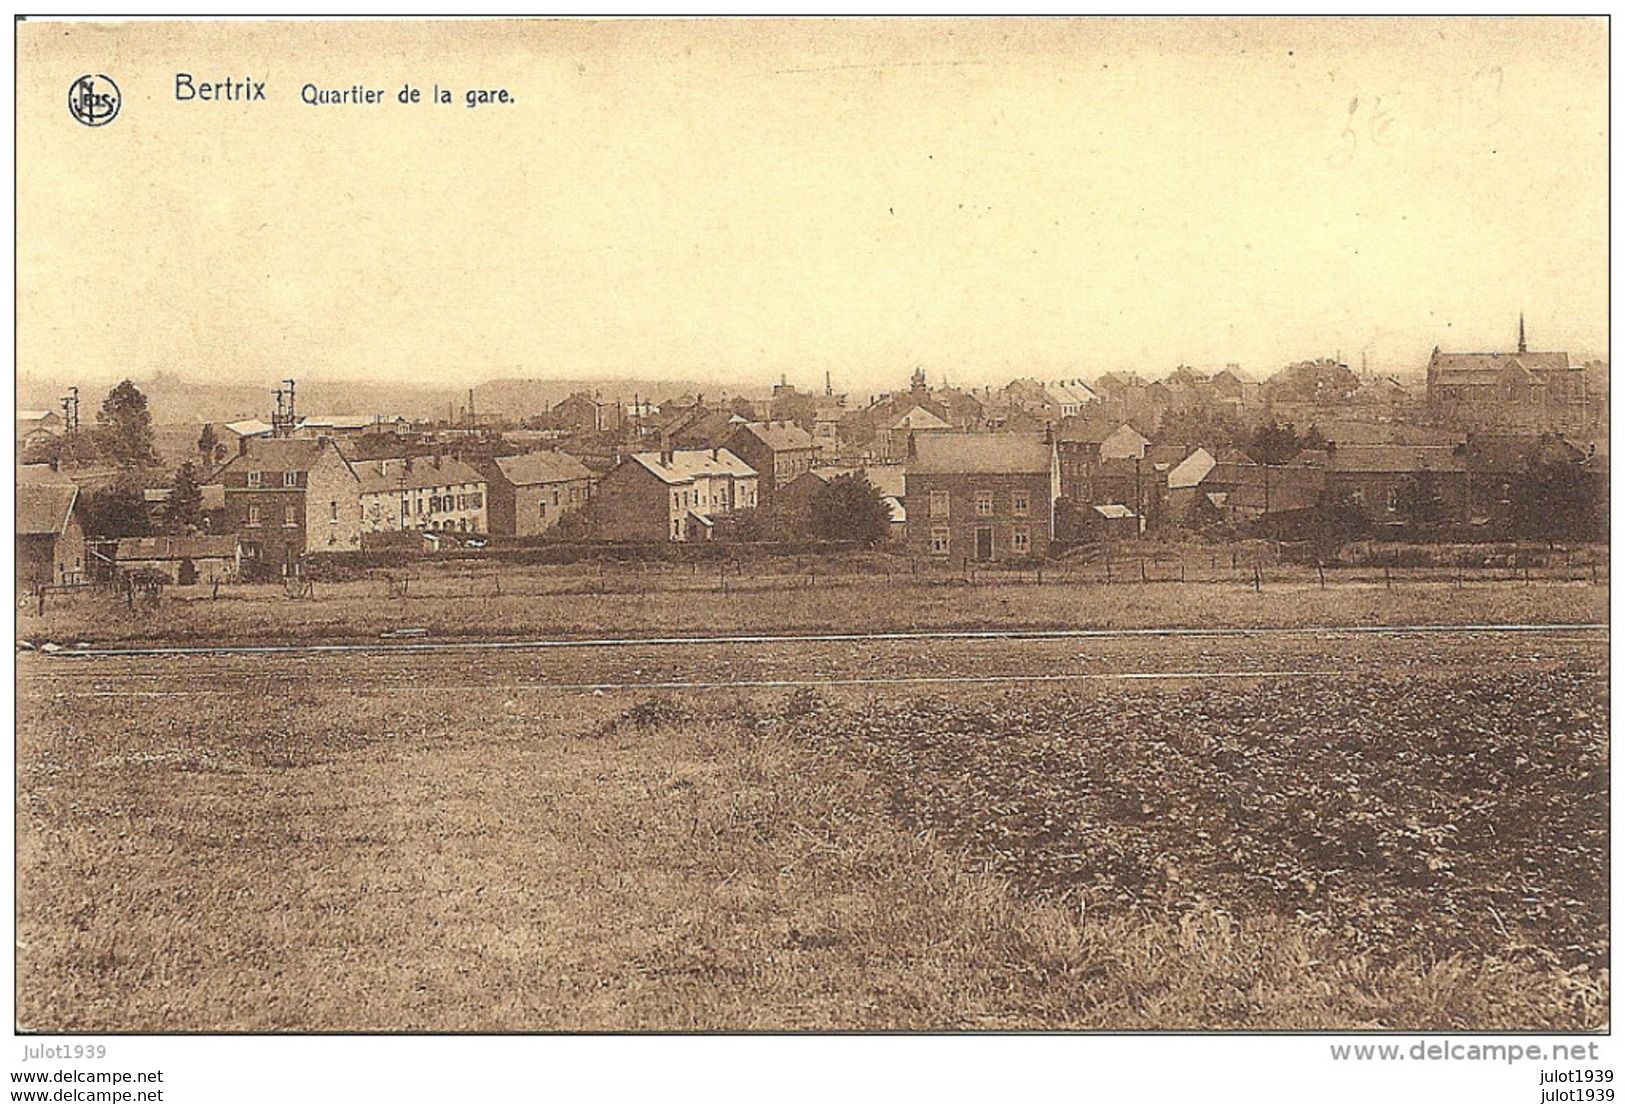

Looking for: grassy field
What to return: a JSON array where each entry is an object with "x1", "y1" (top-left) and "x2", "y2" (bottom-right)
[
  {"x1": 21, "y1": 566, "x2": 1609, "y2": 647},
  {"x1": 15, "y1": 625, "x2": 1608, "y2": 1031}
]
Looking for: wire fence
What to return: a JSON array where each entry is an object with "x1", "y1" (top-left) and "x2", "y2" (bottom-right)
[{"x1": 23, "y1": 543, "x2": 1609, "y2": 616}]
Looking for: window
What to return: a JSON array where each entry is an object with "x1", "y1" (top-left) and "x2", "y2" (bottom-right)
[
  {"x1": 929, "y1": 526, "x2": 951, "y2": 555},
  {"x1": 329, "y1": 501, "x2": 338, "y2": 522},
  {"x1": 539, "y1": 500, "x2": 547, "y2": 518},
  {"x1": 1012, "y1": 526, "x2": 1031, "y2": 554},
  {"x1": 247, "y1": 505, "x2": 261, "y2": 527},
  {"x1": 430, "y1": 495, "x2": 440, "y2": 513},
  {"x1": 470, "y1": 492, "x2": 481, "y2": 509},
  {"x1": 1012, "y1": 492, "x2": 1030, "y2": 518},
  {"x1": 247, "y1": 471, "x2": 263, "y2": 488},
  {"x1": 283, "y1": 505, "x2": 297, "y2": 528},
  {"x1": 283, "y1": 471, "x2": 298, "y2": 487},
  {"x1": 1386, "y1": 487, "x2": 1399, "y2": 512},
  {"x1": 569, "y1": 486, "x2": 579, "y2": 503},
  {"x1": 975, "y1": 491, "x2": 995, "y2": 517},
  {"x1": 554, "y1": 489, "x2": 562, "y2": 506},
  {"x1": 673, "y1": 492, "x2": 680, "y2": 509},
  {"x1": 929, "y1": 490, "x2": 950, "y2": 518}
]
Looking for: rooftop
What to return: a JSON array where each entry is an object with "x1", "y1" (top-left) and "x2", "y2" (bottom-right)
[
  {"x1": 354, "y1": 455, "x2": 486, "y2": 494},
  {"x1": 909, "y1": 432, "x2": 1052, "y2": 475},
  {"x1": 115, "y1": 535, "x2": 239, "y2": 561},
  {"x1": 15, "y1": 482, "x2": 78, "y2": 537},
  {"x1": 492, "y1": 450, "x2": 594, "y2": 487},
  {"x1": 732, "y1": 420, "x2": 817, "y2": 451},
  {"x1": 630, "y1": 448, "x2": 756, "y2": 485}
]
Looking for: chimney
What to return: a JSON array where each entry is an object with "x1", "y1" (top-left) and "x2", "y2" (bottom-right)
[
  {"x1": 660, "y1": 429, "x2": 674, "y2": 467},
  {"x1": 711, "y1": 446, "x2": 719, "y2": 461}
]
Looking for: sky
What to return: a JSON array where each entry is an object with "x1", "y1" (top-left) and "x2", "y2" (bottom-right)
[{"x1": 17, "y1": 17, "x2": 1608, "y2": 394}]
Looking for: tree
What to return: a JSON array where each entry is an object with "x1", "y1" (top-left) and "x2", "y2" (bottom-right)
[
  {"x1": 1153, "y1": 407, "x2": 1248, "y2": 450},
  {"x1": 197, "y1": 423, "x2": 219, "y2": 464},
  {"x1": 809, "y1": 473, "x2": 892, "y2": 546},
  {"x1": 80, "y1": 476, "x2": 151, "y2": 539},
  {"x1": 1397, "y1": 470, "x2": 1449, "y2": 535},
  {"x1": 1301, "y1": 423, "x2": 1330, "y2": 452},
  {"x1": 1509, "y1": 459, "x2": 1597, "y2": 544},
  {"x1": 1247, "y1": 420, "x2": 1302, "y2": 467},
  {"x1": 95, "y1": 380, "x2": 158, "y2": 468},
  {"x1": 157, "y1": 462, "x2": 205, "y2": 534}
]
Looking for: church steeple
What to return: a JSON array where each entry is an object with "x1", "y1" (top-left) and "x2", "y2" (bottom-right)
[{"x1": 1518, "y1": 312, "x2": 1527, "y2": 354}]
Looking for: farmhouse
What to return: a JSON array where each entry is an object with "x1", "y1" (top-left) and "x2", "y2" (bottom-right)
[
  {"x1": 904, "y1": 432, "x2": 1058, "y2": 562},
  {"x1": 591, "y1": 447, "x2": 758, "y2": 542}
]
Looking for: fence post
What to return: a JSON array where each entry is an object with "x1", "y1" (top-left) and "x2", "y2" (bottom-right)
[
  {"x1": 1253, "y1": 564, "x2": 1261, "y2": 592},
  {"x1": 1384, "y1": 564, "x2": 1391, "y2": 590},
  {"x1": 1140, "y1": 558, "x2": 1148, "y2": 584},
  {"x1": 1317, "y1": 561, "x2": 1326, "y2": 589}
]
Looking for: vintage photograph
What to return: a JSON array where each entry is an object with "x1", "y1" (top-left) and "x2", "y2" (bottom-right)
[{"x1": 13, "y1": 15, "x2": 1608, "y2": 1044}]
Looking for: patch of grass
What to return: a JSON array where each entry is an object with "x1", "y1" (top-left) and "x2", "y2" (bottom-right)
[{"x1": 20, "y1": 571, "x2": 1609, "y2": 648}]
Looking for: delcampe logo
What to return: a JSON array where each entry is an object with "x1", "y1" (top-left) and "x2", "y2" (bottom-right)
[{"x1": 68, "y1": 74, "x2": 120, "y2": 126}]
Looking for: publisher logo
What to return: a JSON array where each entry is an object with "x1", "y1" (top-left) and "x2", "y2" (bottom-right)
[{"x1": 68, "y1": 74, "x2": 120, "y2": 127}]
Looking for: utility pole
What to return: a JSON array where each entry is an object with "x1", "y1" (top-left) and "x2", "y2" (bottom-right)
[{"x1": 59, "y1": 387, "x2": 79, "y2": 432}]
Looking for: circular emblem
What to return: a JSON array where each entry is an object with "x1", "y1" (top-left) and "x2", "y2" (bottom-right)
[{"x1": 68, "y1": 74, "x2": 120, "y2": 127}]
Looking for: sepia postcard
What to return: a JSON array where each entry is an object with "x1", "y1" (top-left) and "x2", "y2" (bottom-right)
[{"x1": 9, "y1": 13, "x2": 1612, "y2": 1099}]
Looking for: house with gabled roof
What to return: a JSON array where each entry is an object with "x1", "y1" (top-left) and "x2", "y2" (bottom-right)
[
  {"x1": 477, "y1": 450, "x2": 595, "y2": 536},
  {"x1": 590, "y1": 447, "x2": 759, "y2": 542},
  {"x1": 211, "y1": 436, "x2": 362, "y2": 573},
  {"x1": 353, "y1": 454, "x2": 488, "y2": 536},
  {"x1": 904, "y1": 432, "x2": 1058, "y2": 561},
  {"x1": 723, "y1": 420, "x2": 817, "y2": 500}
]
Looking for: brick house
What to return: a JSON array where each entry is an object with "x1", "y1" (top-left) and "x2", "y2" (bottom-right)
[
  {"x1": 590, "y1": 447, "x2": 758, "y2": 542},
  {"x1": 722, "y1": 421, "x2": 817, "y2": 502},
  {"x1": 213, "y1": 436, "x2": 361, "y2": 575},
  {"x1": 477, "y1": 450, "x2": 595, "y2": 537},
  {"x1": 904, "y1": 432, "x2": 1059, "y2": 562},
  {"x1": 1326, "y1": 445, "x2": 1469, "y2": 524}
]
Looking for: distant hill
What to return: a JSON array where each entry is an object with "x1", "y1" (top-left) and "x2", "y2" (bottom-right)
[
  {"x1": 18, "y1": 373, "x2": 464, "y2": 427},
  {"x1": 16, "y1": 373, "x2": 774, "y2": 428},
  {"x1": 471, "y1": 377, "x2": 771, "y2": 419}
]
